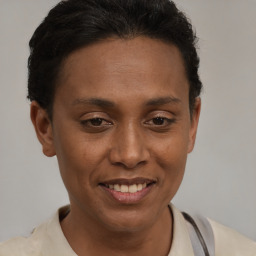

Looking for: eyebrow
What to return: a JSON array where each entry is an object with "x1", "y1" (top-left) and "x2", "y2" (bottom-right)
[
  {"x1": 72, "y1": 98, "x2": 115, "y2": 107},
  {"x1": 72, "y1": 96, "x2": 181, "y2": 108},
  {"x1": 145, "y1": 96, "x2": 181, "y2": 106}
]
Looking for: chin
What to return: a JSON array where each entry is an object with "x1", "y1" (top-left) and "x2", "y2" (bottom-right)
[{"x1": 97, "y1": 207, "x2": 159, "y2": 234}]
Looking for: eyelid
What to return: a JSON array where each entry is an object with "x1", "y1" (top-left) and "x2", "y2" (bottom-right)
[
  {"x1": 143, "y1": 110, "x2": 177, "y2": 128},
  {"x1": 144, "y1": 117, "x2": 175, "y2": 124},
  {"x1": 80, "y1": 111, "x2": 112, "y2": 120},
  {"x1": 80, "y1": 118, "x2": 112, "y2": 124},
  {"x1": 80, "y1": 118, "x2": 113, "y2": 133},
  {"x1": 144, "y1": 110, "x2": 174, "y2": 120},
  {"x1": 79, "y1": 111, "x2": 114, "y2": 130}
]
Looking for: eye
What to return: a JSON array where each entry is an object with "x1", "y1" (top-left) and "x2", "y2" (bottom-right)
[
  {"x1": 88, "y1": 118, "x2": 104, "y2": 126},
  {"x1": 144, "y1": 115, "x2": 176, "y2": 132},
  {"x1": 152, "y1": 117, "x2": 167, "y2": 125},
  {"x1": 80, "y1": 118, "x2": 112, "y2": 130},
  {"x1": 146, "y1": 117, "x2": 175, "y2": 126}
]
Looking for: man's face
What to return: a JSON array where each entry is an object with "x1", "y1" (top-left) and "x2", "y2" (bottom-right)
[{"x1": 36, "y1": 37, "x2": 200, "y2": 232}]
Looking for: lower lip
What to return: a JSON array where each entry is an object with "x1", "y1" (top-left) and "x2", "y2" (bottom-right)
[{"x1": 101, "y1": 185, "x2": 154, "y2": 204}]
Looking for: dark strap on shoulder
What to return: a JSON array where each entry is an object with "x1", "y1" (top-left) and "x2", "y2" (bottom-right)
[{"x1": 182, "y1": 212, "x2": 212, "y2": 256}]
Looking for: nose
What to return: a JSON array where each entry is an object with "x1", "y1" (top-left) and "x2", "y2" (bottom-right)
[{"x1": 108, "y1": 123, "x2": 150, "y2": 169}]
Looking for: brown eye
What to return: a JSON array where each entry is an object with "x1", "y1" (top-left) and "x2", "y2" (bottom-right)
[
  {"x1": 144, "y1": 116, "x2": 176, "y2": 130},
  {"x1": 80, "y1": 117, "x2": 113, "y2": 132},
  {"x1": 152, "y1": 117, "x2": 165, "y2": 125},
  {"x1": 89, "y1": 118, "x2": 103, "y2": 126},
  {"x1": 81, "y1": 118, "x2": 110, "y2": 127}
]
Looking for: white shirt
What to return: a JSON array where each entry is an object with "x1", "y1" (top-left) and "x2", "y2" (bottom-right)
[{"x1": 0, "y1": 204, "x2": 255, "y2": 256}]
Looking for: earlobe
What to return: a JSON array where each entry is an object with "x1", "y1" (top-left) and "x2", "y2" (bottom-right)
[
  {"x1": 30, "y1": 101, "x2": 56, "y2": 157},
  {"x1": 187, "y1": 97, "x2": 201, "y2": 153}
]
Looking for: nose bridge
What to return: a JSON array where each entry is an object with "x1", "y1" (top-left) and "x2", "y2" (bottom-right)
[{"x1": 109, "y1": 121, "x2": 148, "y2": 169}]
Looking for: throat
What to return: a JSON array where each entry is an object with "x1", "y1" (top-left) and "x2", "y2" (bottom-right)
[{"x1": 60, "y1": 206, "x2": 173, "y2": 256}]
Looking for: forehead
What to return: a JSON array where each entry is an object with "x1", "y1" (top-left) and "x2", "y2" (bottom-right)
[{"x1": 57, "y1": 37, "x2": 189, "y2": 105}]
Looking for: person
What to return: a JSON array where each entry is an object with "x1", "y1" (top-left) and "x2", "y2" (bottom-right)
[{"x1": 0, "y1": 0, "x2": 255, "y2": 255}]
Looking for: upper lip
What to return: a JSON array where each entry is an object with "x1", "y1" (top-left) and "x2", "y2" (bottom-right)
[{"x1": 99, "y1": 177, "x2": 157, "y2": 186}]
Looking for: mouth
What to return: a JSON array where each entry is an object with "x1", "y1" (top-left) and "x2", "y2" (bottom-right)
[{"x1": 99, "y1": 178, "x2": 156, "y2": 203}]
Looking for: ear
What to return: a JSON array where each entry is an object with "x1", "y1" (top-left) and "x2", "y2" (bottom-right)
[
  {"x1": 30, "y1": 101, "x2": 56, "y2": 157},
  {"x1": 187, "y1": 97, "x2": 201, "y2": 153}
]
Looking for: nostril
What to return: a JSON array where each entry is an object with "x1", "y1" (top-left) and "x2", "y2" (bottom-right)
[
  {"x1": 112, "y1": 160, "x2": 147, "y2": 170},
  {"x1": 108, "y1": 136, "x2": 150, "y2": 169}
]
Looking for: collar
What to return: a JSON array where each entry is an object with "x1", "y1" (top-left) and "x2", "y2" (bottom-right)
[
  {"x1": 35, "y1": 204, "x2": 194, "y2": 256},
  {"x1": 168, "y1": 203, "x2": 194, "y2": 255}
]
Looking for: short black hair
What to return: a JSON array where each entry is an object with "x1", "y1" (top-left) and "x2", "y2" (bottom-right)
[{"x1": 28, "y1": 0, "x2": 202, "y2": 119}]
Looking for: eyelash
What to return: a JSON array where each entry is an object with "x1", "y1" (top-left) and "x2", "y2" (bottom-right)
[
  {"x1": 80, "y1": 118, "x2": 112, "y2": 128},
  {"x1": 145, "y1": 117, "x2": 176, "y2": 126},
  {"x1": 80, "y1": 116, "x2": 176, "y2": 132}
]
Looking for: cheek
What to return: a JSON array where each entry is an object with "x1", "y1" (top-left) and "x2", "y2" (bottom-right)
[
  {"x1": 153, "y1": 133, "x2": 189, "y2": 170},
  {"x1": 53, "y1": 131, "x2": 108, "y2": 189},
  {"x1": 152, "y1": 134, "x2": 189, "y2": 196}
]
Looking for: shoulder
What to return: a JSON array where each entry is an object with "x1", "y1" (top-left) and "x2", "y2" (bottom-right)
[
  {"x1": 208, "y1": 218, "x2": 256, "y2": 256},
  {"x1": 0, "y1": 205, "x2": 76, "y2": 256},
  {"x1": 0, "y1": 228, "x2": 43, "y2": 256},
  {"x1": 0, "y1": 219, "x2": 49, "y2": 256}
]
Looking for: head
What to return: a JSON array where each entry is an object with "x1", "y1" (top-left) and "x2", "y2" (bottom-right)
[
  {"x1": 29, "y1": 0, "x2": 202, "y2": 233},
  {"x1": 28, "y1": 0, "x2": 202, "y2": 119}
]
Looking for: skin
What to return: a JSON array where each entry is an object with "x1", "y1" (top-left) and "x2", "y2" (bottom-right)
[{"x1": 31, "y1": 37, "x2": 201, "y2": 256}]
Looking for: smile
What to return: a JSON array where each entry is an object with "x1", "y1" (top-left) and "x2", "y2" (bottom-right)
[
  {"x1": 99, "y1": 178, "x2": 156, "y2": 203},
  {"x1": 105, "y1": 183, "x2": 147, "y2": 193}
]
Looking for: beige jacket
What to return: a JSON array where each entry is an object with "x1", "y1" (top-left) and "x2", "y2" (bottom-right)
[{"x1": 0, "y1": 204, "x2": 255, "y2": 256}]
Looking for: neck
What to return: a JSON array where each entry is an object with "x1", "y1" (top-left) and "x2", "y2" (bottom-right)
[{"x1": 61, "y1": 205, "x2": 173, "y2": 256}]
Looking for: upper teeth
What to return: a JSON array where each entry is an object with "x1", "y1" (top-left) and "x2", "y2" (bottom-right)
[{"x1": 108, "y1": 183, "x2": 147, "y2": 193}]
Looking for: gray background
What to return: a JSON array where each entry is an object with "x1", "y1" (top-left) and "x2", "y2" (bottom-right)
[{"x1": 0, "y1": 0, "x2": 255, "y2": 242}]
